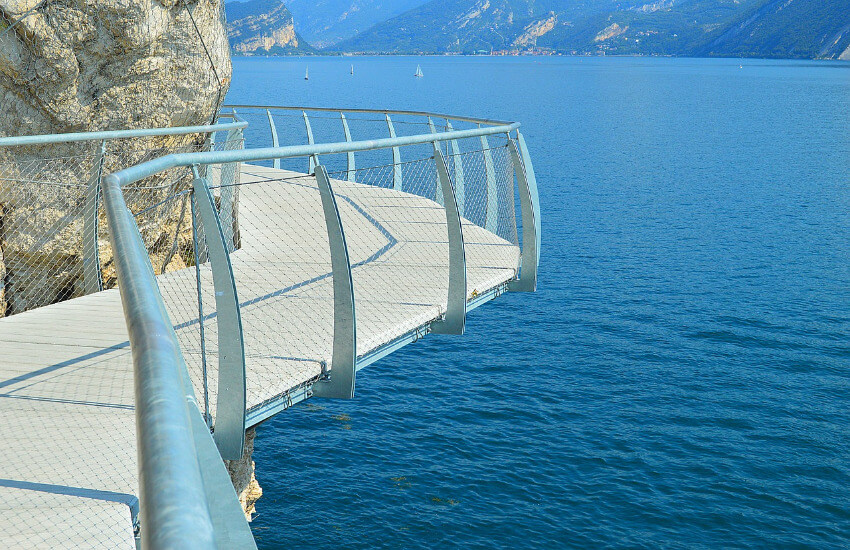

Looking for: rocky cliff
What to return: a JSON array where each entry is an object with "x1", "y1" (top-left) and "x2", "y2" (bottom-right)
[
  {"x1": 226, "y1": 0, "x2": 313, "y2": 54},
  {"x1": 0, "y1": 0, "x2": 232, "y2": 314}
]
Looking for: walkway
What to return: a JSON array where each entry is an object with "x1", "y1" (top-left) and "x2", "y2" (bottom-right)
[{"x1": 0, "y1": 165, "x2": 520, "y2": 547}]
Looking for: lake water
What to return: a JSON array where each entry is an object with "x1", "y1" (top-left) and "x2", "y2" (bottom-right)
[{"x1": 227, "y1": 56, "x2": 850, "y2": 548}]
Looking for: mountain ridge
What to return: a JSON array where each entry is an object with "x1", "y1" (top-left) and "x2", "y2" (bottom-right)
[
  {"x1": 222, "y1": 0, "x2": 850, "y2": 60},
  {"x1": 331, "y1": 0, "x2": 850, "y2": 59}
]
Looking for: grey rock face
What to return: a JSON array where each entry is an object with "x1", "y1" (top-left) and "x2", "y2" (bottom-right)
[
  {"x1": 0, "y1": 0, "x2": 232, "y2": 314},
  {"x1": 0, "y1": 0, "x2": 231, "y2": 134}
]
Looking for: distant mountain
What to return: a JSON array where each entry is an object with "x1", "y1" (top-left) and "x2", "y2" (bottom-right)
[
  {"x1": 225, "y1": 0, "x2": 315, "y2": 55},
  {"x1": 284, "y1": 0, "x2": 431, "y2": 48},
  {"x1": 697, "y1": 0, "x2": 850, "y2": 59},
  {"x1": 332, "y1": 0, "x2": 850, "y2": 59}
]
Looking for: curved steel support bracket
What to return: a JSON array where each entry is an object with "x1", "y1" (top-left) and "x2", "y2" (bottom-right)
[
  {"x1": 446, "y1": 122, "x2": 465, "y2": 218},
  {"x1": 82, "y1": 139, "x2": 106, "y2": 294},
  {"x1": 517, "y1": 132, "x2": 541, "y2": 264},
  {"x1": 311, "y1": 165, "x2": 357, "y2": 399},
  {"x1": 480, "y1": 132, "x2": 498, "y2": 233},
  {"x1": 507, "y1": 138, "x2": 539, "y2": 292},
  {"x1": 428, "y1": 117, "x2": 444, "y2": 205},
  {"x1": 191, "y1": 168, "x2": 246, "y2": 459},
  {"x1": 341, "y1": 113, "x2": 355, "y2": 182},
  {"x1": 430, "y1": 151, "x2": 467, "y2": 335},
  {"x1": 303, "y1": 111, "x2": 319, "y2": 173},
  {"x1": 267, "y1": 109, "x2": 280, "y2": 169},
  {"x1": 386, "y1": 114, "x2": 402, "y2": 190}
]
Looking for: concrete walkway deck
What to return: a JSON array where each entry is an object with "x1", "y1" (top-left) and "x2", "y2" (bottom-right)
[{"x1": 0, "y1": 165, "x2": 520, "y2": 548}]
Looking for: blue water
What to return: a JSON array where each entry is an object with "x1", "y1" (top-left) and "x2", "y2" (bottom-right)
[{"x1": 228, "y1": 56, "x2": 850, "y2": 548}]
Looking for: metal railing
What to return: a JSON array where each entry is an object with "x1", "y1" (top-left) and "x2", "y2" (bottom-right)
[
  {"x1": 102, "y1": 169, "x2": 255, "y2": 549},
  {"x1": 0, "y1": 118, "x2": 246, "y2": 315},
  {"x1": 106, "y1": 105, "x2": 540, "y2": 458},
  {"x1": 0, "y1": 105, "x2": 539, "y2": 548},
  {"x1": 0, "y1": 119, "x2": 254, "y2": 548}
]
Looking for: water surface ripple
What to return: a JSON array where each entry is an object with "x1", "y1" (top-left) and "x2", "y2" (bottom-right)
[{"x1": 228, "y1": 56, "x2": 850, "y2": 548}]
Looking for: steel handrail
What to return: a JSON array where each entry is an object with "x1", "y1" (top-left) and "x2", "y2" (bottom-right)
[
  {"x1": 101, "y1": 161, "x2": 255, "y2": 549},
  {"x1": 106, "y1": 122, "x2": 519, "y2": 187},
  {"x1": 0, "y1": 119, "x2": 247, "y2": 147},
  {"x1": 224, "y1": 104, "x2": 514, "y2": 127}
]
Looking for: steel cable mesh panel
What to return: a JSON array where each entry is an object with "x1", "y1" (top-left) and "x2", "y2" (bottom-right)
[
  {"x1": 0, "y1": 3, "x2": 233, "y2": 547},
  {"x1": 327, "y1": 157, "x2": 451, "y2": 355},
  {"x1": 208, "y1": 173, "x2": 329, "y2": 414},
  {"x1": 447, "y1": 140, "x2": 517, "y2": 242},
  {"x1": 0, "y1": 150, "x2": 99, "y2": 315},
  {"x1": 0, "y1": 134, "x2": 231, "y2": 319}
]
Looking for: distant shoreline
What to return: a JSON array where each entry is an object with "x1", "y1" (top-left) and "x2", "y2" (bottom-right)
[{"x1": 230, "y1": 52, "x2": 849, "y2": 62}]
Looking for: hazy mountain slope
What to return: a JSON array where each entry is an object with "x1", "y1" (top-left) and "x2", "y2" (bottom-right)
[
  {"x1": 284, "y1": 0, "x2": 431, "y2": 47},
  {"x1": 696, "y1": 0, "x2": 850, "y2": 58},
  {"x1": 225, "y1": 0, "x2": 315, "y2": 54},
  {"x1": 334, "y1": 0, "x2": 850, "y2": 59}
]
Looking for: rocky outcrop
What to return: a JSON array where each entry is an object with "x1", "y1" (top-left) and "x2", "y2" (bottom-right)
[
  {"x1": 0, "y1": 0, "x2": 232, "y2": 314},
  {"x1": 225, "y1": 427, "x2": 263, "y2": 521},
  {"x1": 594, "y1": 23, "x2": 628, "y2": 42},
  {"x1": 226, "y1": 0, "x2": 311, "y2": 55},
  {"x1": 513, "y1": 13, "x2": 556, "y2": 47}
]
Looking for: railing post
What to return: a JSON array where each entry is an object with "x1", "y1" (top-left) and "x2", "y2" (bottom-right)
[
  {"x1": 446, "y1": 121, "x2": 465, "y2": 218},
  {"x1": 386, "y1": 114, "x2": 402, "y2": 190},
  {"x1": 507, "y1": 137, "x2": 539, "y2": 292},
  {"x1": 428, "y1": 117, "x2": 444, "y2": 205},
  {"x1": 82, "y1": 139, "x2": 105, "y2": 294},
  {"x1": 430, "y1": 151, "x2": 467, "y2": 335},
  {"x1": 479, "y1": 130, "x2": 498, "y2": 233},
  {"x1": 190, "y1": 196, "x2": 211, "y2": 427},
  {"x1": 517, "y1": 132, "x2": 540, "y2": 265},
  {"x1": 218, "y1": 127, "x2": 243, "y2": 253},
  {"x1": 311, "y1": 165, "x2": 356, "y2": 399},
  {"x1": 191, "y1": 166, "x2": 247, "y2": 460},
  {"x1": 340, "y1": 113, "x2": 355, "y2": 182},
  {"x1": 303, "y1": 111, "x2": 319, "y2": 173},
  {"x1": 267, "y1": 109, "x2": 280, "y2": 169}
]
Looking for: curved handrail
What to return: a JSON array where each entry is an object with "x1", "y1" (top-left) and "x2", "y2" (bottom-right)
[
  {"x1": 101, "y1": 168, "x2": 255, "y2": 548},
  {"x1": 106, "y1": 122, "x2": 519, "y2": 187},
  {"x1": 223, "y1": 104, "x2": 514, "y2": 127},
  {"x1": 0, "y1": 119, "x2": 248, "y2": 147}
]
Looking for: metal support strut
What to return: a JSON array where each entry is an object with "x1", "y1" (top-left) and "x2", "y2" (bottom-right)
[
  {"x1": 507, "y1": 135, "x2": 539, "y2": 292},
  {"x1": 82, "y1": 139, "x2": 106, "y2": 294},
  {"x1": 303, "y1": 111, "x2": 319, "y2": 173},
  {"x1": 266, "y1": 109, "x2": 280, "y2": 169},
  {"x1": 480, "y1": 132, "x2": 498, "y2": 233},
  {"x1": 386, "y1": 114, "x2": 402, "y2": 190},
  {"x1": 430, "y1": 150, "x2": 467, "y2": 335},
  {"x1": 341, "y1": 112, "x2": 355, "y2": 182},
  {"x1": 191, "y1": 166, "x2": 247, "y2": 459},
  {"x1": 311, "y1": 165, "x2": 357, "y2": 399}
]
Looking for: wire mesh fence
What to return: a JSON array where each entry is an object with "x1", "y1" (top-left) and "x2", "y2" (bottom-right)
[
  {"x1": 135, "y1": 130, "x2": 523, "y2": 427},
  {"x1": 0, "y1": 130, "x2": 242, "y2": 318},
  {"x1": 0, "y1": 94, "x2": 531, "y2": 547}
]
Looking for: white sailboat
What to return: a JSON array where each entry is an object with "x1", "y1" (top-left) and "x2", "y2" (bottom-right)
[
  {"x1": 304, "y1": 66, "x2": 309, "y2": 80},
  {"x1": 350, "y1": 64, "x2": 354, "y2": 75},
  {"x1": 414, "y1": 64, "x2": 423, "y2": 77}
]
